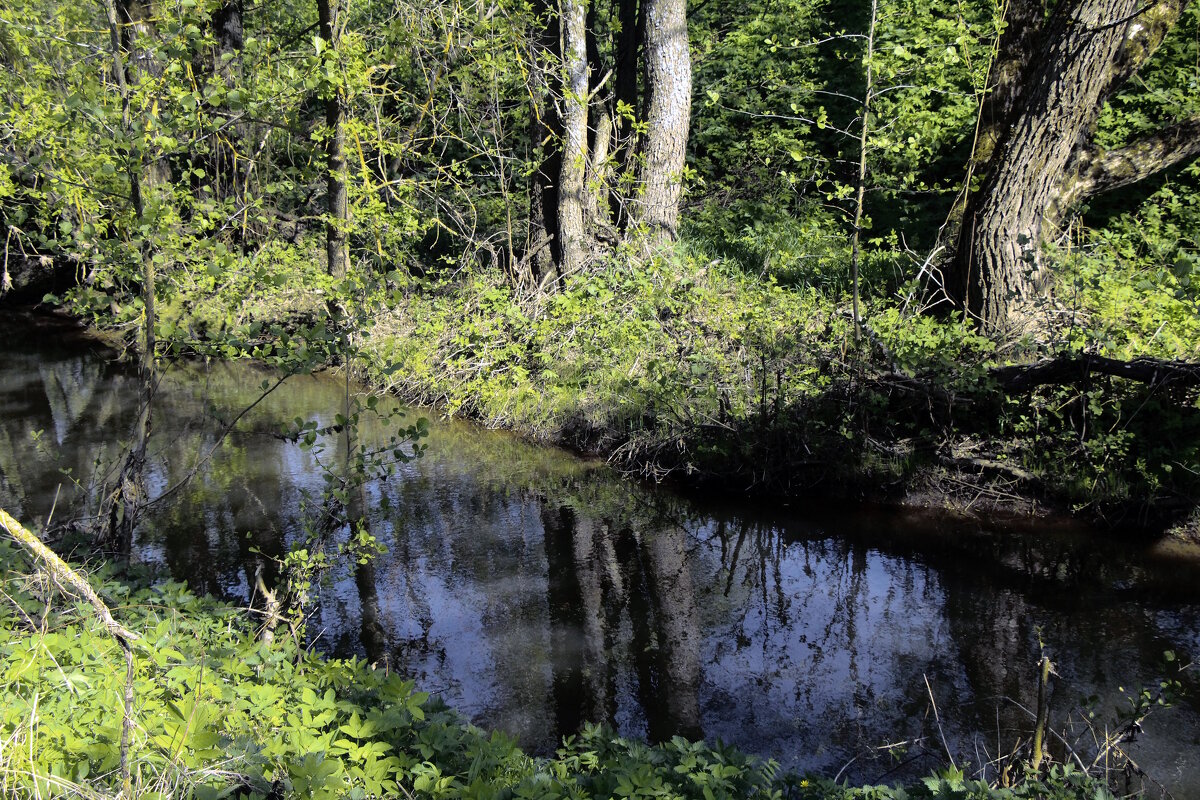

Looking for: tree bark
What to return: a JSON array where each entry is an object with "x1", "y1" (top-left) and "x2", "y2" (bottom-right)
[
  {"x1": 970, "y1": 0, "x2": 1049, "y2": 170},
  {"x1": 1058, "y1": 114, "x2": 1200, "y2": 211},
  {"x1": 528, "y1": 0, "x2": 562, "y2": 286},
  {"x1": 949, "y1": 0, "x2": 1193, "y2": 336},
  {"x1": 631, "y1": 0, "x2": 691, "y2": 248},
  {"x1": 558, "y1": 0, "x2": 590, "y2": 276},
  {"x1": 318, "y1": 0, "x2": 349, "y2": 279}
]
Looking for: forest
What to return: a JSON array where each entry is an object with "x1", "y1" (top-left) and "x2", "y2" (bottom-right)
[
  {"x1": 2, "y1": 0, "x2": 1200, "y2": 520},
  {"x1": 2, "y1": 0, "x2": 1200, "y2": 796}
]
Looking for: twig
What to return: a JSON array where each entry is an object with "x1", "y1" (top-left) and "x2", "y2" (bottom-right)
[
  {"x1": 924, "y1": 674, "x2": 957, "y2": 771},
  {"x1": 143, "y1": 373, "x2": 291, "y2": 509}
]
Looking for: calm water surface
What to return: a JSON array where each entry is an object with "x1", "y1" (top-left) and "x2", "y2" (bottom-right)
[{"x1": 2, "y1": 310, "x2": 1199, "y2": 792}]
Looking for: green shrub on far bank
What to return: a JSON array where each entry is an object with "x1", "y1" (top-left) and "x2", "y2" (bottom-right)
[
  {"x1": 0, "y1": 531, "x2": 1115, "y2": 800},
  {"x1": 53, "y1": 219, "x2": 1200, "y2": 520}
]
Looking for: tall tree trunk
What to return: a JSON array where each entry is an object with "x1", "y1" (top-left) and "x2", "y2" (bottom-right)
[
  {"x1": 318, "y1": 0, "x2": 349, "y2": 278},
  {"x1": 558, "y1": 0, "x2": 590, "y2": 276},
  {"x1": 630, "y1": 0, "x2": 690, "y2": 248},
  {"x1": 585, "y1": 6, "x2": 614, "y2": 231},
  {"x1": 949, "y1": 0, "x2": 1194, "y2": 336},
  {"x1": 99, "y1": 0, "x2": 158, "y2": 559},
  {"x1": 527, "y1": 0, "x2": 561, "y2": 286}
]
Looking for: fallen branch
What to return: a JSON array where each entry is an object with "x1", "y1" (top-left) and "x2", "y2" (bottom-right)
[
  {"x1": 1, "y1": 506, "x2": 139, "y2": 797},
  {"x1": 990, "y1": 354, "x2": 1200, "y2": 393},
  {"x1": 938, "y1": 454, "x2": 1039, "y2": 485}
]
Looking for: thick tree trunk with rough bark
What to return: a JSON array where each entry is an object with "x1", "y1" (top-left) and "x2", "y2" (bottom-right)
[
  {"x1": 318, "y1": 0, "x2": 348, "y2": 278},
  {"x1": 631, "y1": 0, "x2": 690, "y2": 247},
  {"x1": 950, "y1": 0, "x2": 1195, "y2": 336}
]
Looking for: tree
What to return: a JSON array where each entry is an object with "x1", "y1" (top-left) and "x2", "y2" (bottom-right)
[
  {"x1": 949, "y1": 0, "x2": 1200, "y2": 336},
  {"x1": 628, "y1": 0, "x2": 691, "y2": 247},
  {"x1": 524, "y1": 0, "x2": 693, "y2": 285},
  {"x1": 97, "y1": 0, "x2": 160, "y2": 557},
  {"x1": 317, "y1": 0, "x2": 349, "y2": 278},
  {"x1": 559, "y1": 0, "x2": 589, "y2": 276}
]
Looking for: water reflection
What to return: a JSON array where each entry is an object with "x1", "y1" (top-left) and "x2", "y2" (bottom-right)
[
  {"x1": 2, "y1": 310, "x2": 1199, "y2": 792},
  {"x1": 542, "y1": 503, "x2": 702, "y2": 742}
]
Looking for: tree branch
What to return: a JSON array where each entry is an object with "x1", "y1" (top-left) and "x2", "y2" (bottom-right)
[
  {"x1": 1, "y1": 506, "x2": 140, "y2": 796},
  {"x1": 1060, "y1": 114, "x2": 1200, "y2": 210},
  {"x1": 1105, "y1": 0, "x2": 1189, "y2": 93}
]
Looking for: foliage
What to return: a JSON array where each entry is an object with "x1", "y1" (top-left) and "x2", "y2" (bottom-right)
[
  {"x1": 3, "y1": 0, "x2": 1200, "y2": 792},
  {"x1": 0, "y1": 532, "x2": 1115, "y2": 800},
  {"x1": 1061, "y1": 170, "x2": 1200, "y2": 360},
  {"x1": 1094, "y1": 5, "x2": 1200, "y2": 151},
  {"x1": 686, "y1": 0, "x2": 1000, "y2": 287},
  {"x1": 2, "y1": 0, "x2": 1200, "y2": 521},
  {"x1": 360, "y1": 250, "x2": 847, "y2": 452}
]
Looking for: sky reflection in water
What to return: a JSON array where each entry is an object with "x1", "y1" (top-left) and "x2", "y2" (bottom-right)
[{"x1": 1, "y1": 311, "x2": 1198, "y2": 791}]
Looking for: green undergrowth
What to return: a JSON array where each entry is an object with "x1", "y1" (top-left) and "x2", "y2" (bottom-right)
[
  {"x1": 0, "y1": 533, "x2": 1113, "y2": 799},
  {"x1": 355, "y1": 250, "x2": 1199, "y2": 514},
  {"x1": 57, "y1": 220, "x2": 1200, "y2": 517},
  {"x1": 364, "y1": 252, "x2": 850, "y2": 446}
]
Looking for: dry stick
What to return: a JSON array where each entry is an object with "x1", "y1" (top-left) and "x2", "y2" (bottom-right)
[
  {"x1": 142, "y1": 373, "x2": 291, "y2": 510},
  {"x1": 0, "y1": 507, "x2": 140, "y2": 798},
  {"x1": 924, "y1": 673, "x2": 957, "y2": 771},
  {"x1": 1030, "y1": 654, "x2": 1053, "y2": 773}
]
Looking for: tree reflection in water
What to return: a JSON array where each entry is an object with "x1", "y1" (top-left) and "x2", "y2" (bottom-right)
[
  {"x1": 542, "y1": 502, "x2": 702, "y2": 743},
  {"x1": 2, "y1": 311, "x2": 1198, "y2": 793}
]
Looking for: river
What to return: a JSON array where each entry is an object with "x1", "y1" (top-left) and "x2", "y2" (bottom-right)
[{"x1": 1, "y1": 309, "x2": 1198, "y2": 794}]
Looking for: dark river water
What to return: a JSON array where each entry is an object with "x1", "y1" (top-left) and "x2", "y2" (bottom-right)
[{"x1": 2, "y1": 310, "x2": 1199, "y2": 793}]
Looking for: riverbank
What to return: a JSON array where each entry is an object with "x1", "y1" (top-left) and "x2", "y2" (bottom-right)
[
  {"x1": 360, "y1": 253, "x2": 1200, "y2": 539},
  {"x1": 5, "y1": 302, "x2": 1198, "y2": 797},
  {"x1": 11, "y1": 243, "x2": 1200, "y2": 539},
  {"x1": 0, "y1": 516, "x2": 1126, "y2": 800}
]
